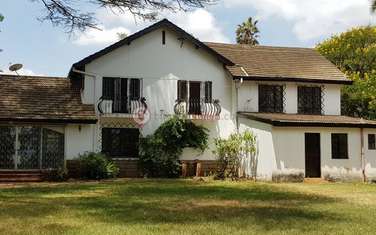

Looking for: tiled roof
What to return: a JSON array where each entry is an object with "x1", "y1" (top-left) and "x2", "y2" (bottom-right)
[
  {"x1": 206, "y1": 42, "x2": 351, "y2": 84},
  {"x1": 239, "y1": 112, "x2": 376, "y2": 128},
  {"x1": 0, "y1": 75, "x2": 96, "y2": 123}
]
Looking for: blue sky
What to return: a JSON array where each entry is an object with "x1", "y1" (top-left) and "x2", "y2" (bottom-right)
[{"x1": 1, "y1": 0, "x2": 375, "y2": 76}]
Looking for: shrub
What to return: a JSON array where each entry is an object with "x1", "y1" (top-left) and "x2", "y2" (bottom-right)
[
  {"x1": 213, "y1": 130, "x2": 257, "y2": 180},
  {"x1": 139, "y1": 115, "x2": 209, "y2": 178},
  {"x1": 78, "y1": 152, "x2": 119, "y2": 180},
  {"x1": 44, "y1": 167, "x2": 69, "y2": 182}
]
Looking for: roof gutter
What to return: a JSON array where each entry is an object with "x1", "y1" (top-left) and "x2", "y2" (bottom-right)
[{"x1": 232, "y1": 76, "x2": 353, "y2": 85}]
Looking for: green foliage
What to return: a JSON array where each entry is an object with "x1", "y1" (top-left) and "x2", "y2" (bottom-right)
[
  {"x1": 236, "y1": 17, "x2": 260, "y2": 45},
  {"x1": 213, "y1": 130, "x2": 257, "y2": 179},
  {"x1": 0, "y1": 14, "x2": 3, "y2": 22},
  {"x1": 78, "y1": 152, "x2": 119, "y2": 180},
  {"x1": 139, "y1": 116, "x2": 209, "y2": 178},
  {"x1": 316, "y1": 26, "x2": 376, "y2": 119},
  {"x1": 341, "y1": 73, "x2": 376, "y2": 119}
]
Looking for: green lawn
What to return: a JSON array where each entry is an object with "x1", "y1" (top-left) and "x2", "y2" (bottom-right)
[{"x1": 0, "y1": 179, "x2": 376, "y2": 235}]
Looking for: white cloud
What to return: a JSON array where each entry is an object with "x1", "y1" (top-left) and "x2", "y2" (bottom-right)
[
  {"x1": 224, "y1": 0, "x2": 376, "y2": 41},
  {"x1": 73, "y1": 8, "x2": 229, "y2": 46},
  {"x1": 0, "y1": 67, "x2": 44, "y2": 76},
  {"x1": 162, "y1": 9, "x2": 230, "y2": 42},
  {"x1": 73, "y1": 26, "x2": 131, "y2": 45}
]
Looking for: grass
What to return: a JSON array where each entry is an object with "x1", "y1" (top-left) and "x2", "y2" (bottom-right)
[{"x1": 0, "y1": 179, "x2": 376, "y2": 235}]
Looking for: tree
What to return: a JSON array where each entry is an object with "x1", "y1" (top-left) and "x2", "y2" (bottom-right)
[
  {"x1": 372, "y1": 0, "x2": 376, "y2": 12},
  {"x1": 236, "y1": 17, "x2": 260, "y2": 45},
  {"x1": 117, "y1": 32, "x2": 128, "y2": 40},
  {"x1": 35, "y1": 0, "x2": 216, "y2": 33},
  {"x1": 0, "y1": 14, "x2": 3, "y2": 54},
  {"x1": 316, "y1": 26, "x2": 376, "y2": 119}
]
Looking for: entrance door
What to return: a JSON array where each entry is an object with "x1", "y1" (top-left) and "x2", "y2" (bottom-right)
[
  {"x1": 189, "y1": 82, "x2": 201, "y2": 115},
  {"x1": 305, "y1": 133, "x2": 321, "y2": 177}
]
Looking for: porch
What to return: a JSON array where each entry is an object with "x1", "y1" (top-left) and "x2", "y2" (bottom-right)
[{"x1": 0, "y1": 126, "x2": 65, "y2": 170}]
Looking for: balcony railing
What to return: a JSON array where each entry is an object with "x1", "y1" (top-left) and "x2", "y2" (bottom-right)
[
  {"x1": 174, "y1": 98, "x2": 221, "y2": 117},
  {"x1": 97, "y1": 96, "x2": 147, "y2": 115}
]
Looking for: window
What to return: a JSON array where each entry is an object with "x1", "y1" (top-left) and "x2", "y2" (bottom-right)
[
  {"x1": 258, "y1": 84, "x2": 284, "y2": 113},
  {"x1": 177, "y1": 80, "x2": 187, "y2": 101},
  {"x1": 204, "y1": 81, "x2": 212, "y2": 103},
  {"x1": 0, "y1": 127, "x2": 64, "y2": 169},
  {"x1": 162, "y1": 30, "x2": 166, "y2": 45},
  {"x1": 369, "y1": 134, "x2": 376, "y2": 150},
  {"x1": 102, "y1": 78, "x2": 142, "y2": 113},
  {"x1": 331, "y1": 133, "x2": 348, "y2": 159},
  {"x1": 298, "y1": 86, "x2": 322, "y2": 115},
  {"x1": 102, "y1": 77, "x2": 115, "y2": 100},
  {"x1": 130, "y1": 79, "x2": 141, "y2": 100},
  {"x1": 177, "y1": 80, "x2": 213, "y2": 103},
  {"x1": 102, "y1": 128, "x2": 140, "y2": 158}
]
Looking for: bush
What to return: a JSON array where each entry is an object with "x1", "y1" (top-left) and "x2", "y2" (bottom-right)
[
  {"x1": 213, "y1": 130, "x2": 257, "y2": 180},
  {"x1": 44, "y1": 167, "x2": 69, "y2": 182},
  {"x1": 139, "y1": 115, "x2": 209, "y2": 178},
  {"x1": 78, "y1": 152, "x2": 119, "y2": 180}
]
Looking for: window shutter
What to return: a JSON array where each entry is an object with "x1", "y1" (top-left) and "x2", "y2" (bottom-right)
[
  {"x1": 102, "y1": 77, "x2": 114, "y2": 99},
  {"x1": 204, "y1": 81, "x2": 212, "y2": 103},
  {"x1": 120, "y1": 79, "x2": 128, "y2": 113},
  {"x1": 130, "y1": 79, "x2": 141, "y2": 100},
  {"x1": 177, "y1": 80, "x2": 187, "y2": 101}
]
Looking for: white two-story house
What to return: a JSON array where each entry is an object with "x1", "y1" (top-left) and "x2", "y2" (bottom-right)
[{"x1": 1, "y1": 19, "x2": 375, "y2": 181}]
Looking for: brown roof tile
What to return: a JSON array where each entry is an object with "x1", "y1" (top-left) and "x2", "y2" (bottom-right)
[
  {"x1": 0, "y1": 75, "x2": 96, "y2": 123},
  {"x1": 239, "y1": 112, "x2": 376, "y2": 128},
  {"x1": 205, "y1": 42, "x2": 351, "y2": 84}
]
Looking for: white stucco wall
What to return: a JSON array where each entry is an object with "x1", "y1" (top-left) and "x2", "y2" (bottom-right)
[
  {"x1": 237, "y1": 81, "x2": 342, "y2": 115},
  {"x1": 237, "y1": 118, "x2": 376, "y2": 181},
  {"x1": 65, "y1": 124, "x2": 95, "y2": 159},
  {"x1": 364, "y1": 129, "x2": 376, "y2": 179},
  {"x1": 273, "y1": 127, "x2": 364, "y2": 180},
  {"x1": 73, "y1": 27, "x2": 237, "y2": 160},
  {"x1": 323, "y1": 84, "x2": 342, "y2": 115},
  {"x1": 238, "y1": 117, "x2": 276, "y2": 180}
]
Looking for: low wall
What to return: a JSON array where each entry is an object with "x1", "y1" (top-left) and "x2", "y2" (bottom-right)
[{"x1": 66, "y1": 159, "x2": 219, "y2": 178}]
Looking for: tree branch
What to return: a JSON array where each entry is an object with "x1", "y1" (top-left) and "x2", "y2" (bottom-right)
[{"x1": 33, "y1": 0, "x2": 217, "y2": 33}]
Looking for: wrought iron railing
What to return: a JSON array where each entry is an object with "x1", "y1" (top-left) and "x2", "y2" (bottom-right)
[
  {"x1": 97, "y1": 97, "x2": 147, "y2": 115},
  {"x1": 174, "y1": 98, "x2": 221, "y2": 117}
]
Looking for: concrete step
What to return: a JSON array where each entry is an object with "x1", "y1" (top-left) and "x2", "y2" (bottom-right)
[
  {"x1": 0, "y1": 171, "x2": 43, "y2": 182},
  {"x1": 304, "y1": 178, "x2": 328, "y2": 184}
]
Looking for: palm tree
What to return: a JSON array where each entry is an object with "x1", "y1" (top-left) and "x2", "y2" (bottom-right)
[{"x1": 236, "y1": 17, "x2": 260, "y2": 45}]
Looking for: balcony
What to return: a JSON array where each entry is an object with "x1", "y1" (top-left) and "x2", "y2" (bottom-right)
[
  {"x1": 174, "y1": 98, "x2": 221, "y2": 119},
  {"x1": 97, "y1": 96, "x2": 147, "y2": 116}
]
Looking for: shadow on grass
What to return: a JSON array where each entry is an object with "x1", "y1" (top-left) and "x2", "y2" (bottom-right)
[{"x1": 0, "y1": 180, "x2": 349, "y2": 234}]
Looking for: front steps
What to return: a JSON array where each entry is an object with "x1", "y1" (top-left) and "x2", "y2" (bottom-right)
[{"x1": 0, "y1": 171, "x2": 43, "y2": 183}]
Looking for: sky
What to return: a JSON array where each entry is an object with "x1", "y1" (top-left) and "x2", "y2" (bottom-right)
[{"x1": 0, "y1": 0, "x2": 375, "y2": 77}]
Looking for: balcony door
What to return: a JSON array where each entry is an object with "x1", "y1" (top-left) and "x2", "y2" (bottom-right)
[
  {"x1": 177, "y1": 81, "x2": 213, "y2": 115},
  {"x1": 102, "y1": 78, "x2": 141, "y2": 114},
  {"x1": 189, "y1": 81, "x2": 201, "y2": 115}
]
